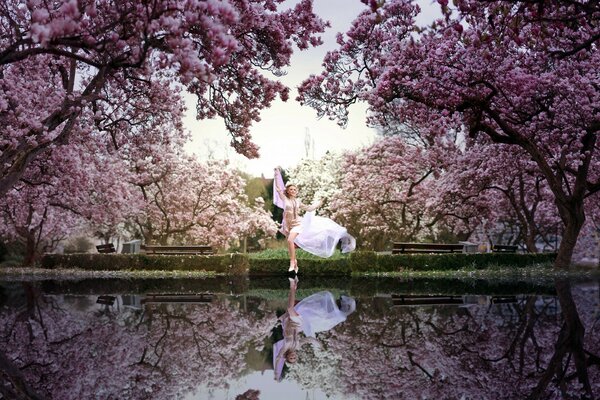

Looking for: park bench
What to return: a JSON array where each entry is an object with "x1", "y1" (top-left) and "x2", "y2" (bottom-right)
[
  {"x1": 390, "y1": 295, "x2": 519, "y2": 307},
  {"x1": 490, "y1": 295, "x2": 518, "y2": 304},
  {"x1": 392, "y1": 242, "x2": 464, "y2": 254},
  {"x1": 141, "y1": 293, "x2": 214, "y2": 305},
  {"x1": 491, "y1": 245, "x2": 519, "y2": 253},
  {"x1": 96, "y1": 295, "x2": 116, "y2": 306},
  {"x1": 96, "y1": 243, "x2": 116, "y2": 253},
  {"x1": 140, "y1": 245, "x2": 214, "y2": 255},
  {"x1": 391, "y1": 294, "x2": 464, "y2": 306}
]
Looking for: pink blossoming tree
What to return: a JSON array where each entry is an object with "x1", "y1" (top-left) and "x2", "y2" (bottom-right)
[
  {"x1": 0, "y1": 0, "x2": 328, "y2": 197},
  {"x1": 328, "y1": 134, "x2": 480, "y2": 249},
  {"x1": 132, "y1": 157, "x2": 277, "y2": 247},
  {"x1": 298, "y1": 0, "x2": 600, "y2": 267},
  {"x1": 0, "y1": 130, "x2": 141, "y2": 265},
  {"x1": 443, "y1": 140, "x2": 562, "y2": 252}
]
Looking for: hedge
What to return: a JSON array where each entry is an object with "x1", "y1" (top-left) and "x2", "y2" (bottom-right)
[
  {"x1": 372, "y1": 252, "x2": 557, "y2": 272},
  {"x1": 41, "y1": 253, "x2": 249, "y2": 275},
  {"x1": 249, "y1": 251, "x2": 556, "y2": 275},
  {"x1": 40, "y1": 251, "x2": 556, "y2": 275}
]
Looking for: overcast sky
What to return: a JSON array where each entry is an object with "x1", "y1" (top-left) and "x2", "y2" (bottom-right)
[{"x1": 183, "y1": 0, "x2": 440, "y2": 177}]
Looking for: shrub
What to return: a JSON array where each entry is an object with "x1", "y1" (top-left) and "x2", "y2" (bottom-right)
[
  {"x1": 349, "y1": 251, "x2": 378, "y2": 273},
  {"x1": 40, "y1": 251, "x2": 556, "y2": 275},
  {"x1": 41, "y1": 253, "x2": 248, "y2": 274},
  {"x1": 376, "y1": 252, "x2": 556, "y2": 271},
  {"x1": 63, "y1": 236, "x2": 94, "y2": 254}
]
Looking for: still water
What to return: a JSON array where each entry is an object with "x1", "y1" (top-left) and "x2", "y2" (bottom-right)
[{"x1": 0, "y1": 276, "x2": 598, "y2": 400}]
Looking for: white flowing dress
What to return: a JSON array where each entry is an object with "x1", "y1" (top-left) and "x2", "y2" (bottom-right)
[
  {"x1": 294, "y1": 210, "x2": 356, "y2": 258},
  {"x1": 294, "y1": 291, "x2": 356, "y2": 338}
]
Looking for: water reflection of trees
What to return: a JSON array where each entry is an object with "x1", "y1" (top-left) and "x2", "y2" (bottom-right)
[
  {"x1": 321, "y1": 282, "x2": 599, "y2": 400},
  {"x1": 0, "y1": 287, "x2": 275, "y2": 399},
  {"x1": 0, "y1": 282, "x2": 598, "y2": 399}
]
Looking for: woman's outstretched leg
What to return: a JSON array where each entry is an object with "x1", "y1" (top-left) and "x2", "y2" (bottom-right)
[{"x1": 287, "y1": 232, "x2": 299, "y2": 273}]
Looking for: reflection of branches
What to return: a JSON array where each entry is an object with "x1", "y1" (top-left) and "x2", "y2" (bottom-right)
[
  {"x1": 528, "y1": 280, "x2": 594, "y2": 400},
  {"x1": 407, "y1": 351, "x2": 433, "y2": 380},
  {"x1": 49, "y1": 329, "x2": 89, "y2": 346},
  {"x1": 161, "y1": 311, "x2": 217, "y2": 363},
  {"x1": 152, "y1": 316, "x2": 169, "y2": 366},
  {"x1": 465, "y1": 297, "x2": 549, "y2": 374},
  {"x1": 0, "y1": 351, "x2": 45, "y2": 400},
  {"x1": 423, "y1": 311, "x2": 472, "y2": 336},
  {"x1": 3, "y1": 284, "x2": 66, "y2": 344}
]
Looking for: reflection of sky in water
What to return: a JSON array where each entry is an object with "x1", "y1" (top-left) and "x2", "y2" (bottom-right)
[
  {"x1": 187, "y1": 371, "x2": 337, "y2": 400},
  {"x1": 0, "y1": 278, "x2": 599, "y2": 399}
]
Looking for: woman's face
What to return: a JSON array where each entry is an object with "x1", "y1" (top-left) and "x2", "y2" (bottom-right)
[
  {"x1": 286, "y1": 185, "x2": 298, "y2": 198},
  {"x1": 286, "y1": 350, "x2": 298, "y2": 363}
]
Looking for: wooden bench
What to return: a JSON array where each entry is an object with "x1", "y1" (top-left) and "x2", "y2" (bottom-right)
[
  {"x1": 96, "y1": 243, "x2": 116, "y2": 253},
  {"x1": 392, "y1": 294, "x2": 464, "y2": 306},
  {"x1": 96, "y1": 295, "x2": 116, "y2": 305},
  {"x1": 392, "y1": 242, "x2": 464, "y2": 254},
  {"x1": 390, "y1": 295, "x2": 519, "y2": 307},
  {"x1": 491, "y1": 245, "x2": 518, "y2": 253},
  {"x1": 140, "y1": 245, "x2": 213, "y2": 255},
  {"x1": 141, "y1": 293, "x2": 214, "y2": 304},
  {"x1": 490, "y1": 295, "x2": 518, "y2": 304}
]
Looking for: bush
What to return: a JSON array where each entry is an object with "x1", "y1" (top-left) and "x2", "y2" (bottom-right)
[
  {"x1": 376, "y1": 252, "x2": 556, "y2": 271},
  {"x1": 39, "y1": 251, "x2": 556, "y2": 275},
  {"x1": 41, "y1": 253, "x2": 249, "y2": 275},
  {"x1": 249, "y1": 248, "x2": 348, "y2": 260},
  {"x1": 0, "y1": 241, "x2": 7, "y2": 263},
  {"x1": 349, "y1": 251, "x2": 378, "y2": 273}
]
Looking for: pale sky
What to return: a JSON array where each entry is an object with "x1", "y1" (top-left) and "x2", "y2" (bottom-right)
[{"x1": 183, "y1": 0, "x2": 440, "y2": 177}]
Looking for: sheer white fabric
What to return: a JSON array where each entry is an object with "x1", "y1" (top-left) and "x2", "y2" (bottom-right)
[
  {"x1": 294, "y1": 291, "x2": 356, "y2": 338},
  {"x1": 294, "y1": 211, "x2": 356, "y2": 258}
]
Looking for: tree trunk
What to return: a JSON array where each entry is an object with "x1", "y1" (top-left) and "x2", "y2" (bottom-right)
[
  {"x1": 525, "y1": 232, "x2": 538, "y2": 253},
  {"x1": 554, "y1": 200, "x2": 585, "y2": 269},
  {"x1": 22, "y1": 233, "x2": 37, "y2": 267}
]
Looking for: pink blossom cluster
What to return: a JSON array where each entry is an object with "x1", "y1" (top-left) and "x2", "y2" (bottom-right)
[{"x1": 286, "y1": 152, "x2": 345, "y2": 217}]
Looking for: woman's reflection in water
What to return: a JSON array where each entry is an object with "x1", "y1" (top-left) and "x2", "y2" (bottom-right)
[{"x1": 272, "y1": 276, "x2": 356, "y2": 381}]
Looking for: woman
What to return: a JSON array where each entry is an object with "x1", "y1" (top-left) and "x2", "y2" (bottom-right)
[
  {"x1": 273, "y1": 277, "x2": 356, "y2": 381},
  {"x1": 273, "y1": 167, "x2": 355, "y2": 273},
  {"x1": 273, "y1": 168, "x2": 322, "y2": 272}
]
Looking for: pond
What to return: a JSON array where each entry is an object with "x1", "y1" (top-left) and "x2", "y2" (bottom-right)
[{"x1": 0, "y1": 276, "x2": 598, "y2": 400}]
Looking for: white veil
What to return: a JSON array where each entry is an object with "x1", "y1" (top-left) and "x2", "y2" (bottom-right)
[{"x1": 294, "y1": 211, "x2": 356, "y2": 258}]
